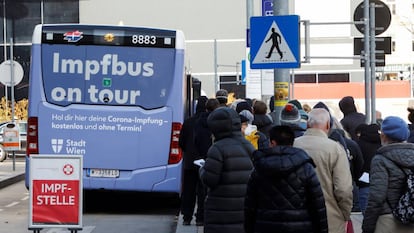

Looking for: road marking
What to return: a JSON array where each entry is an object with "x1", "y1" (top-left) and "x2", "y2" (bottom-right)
[
  {"x1": 5, "y1": 201, "x2": 19, "y2": 207},
  {"x1": 45, "y1": 226, "x2": 95, "y2": 233},
  {"x1": 21, "y1": 196, "x2": 29, "y2": 201}
]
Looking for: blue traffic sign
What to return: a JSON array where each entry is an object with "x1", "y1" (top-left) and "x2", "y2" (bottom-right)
[{"x1": 250, "y1": 15, "x2": 300, "y2": 69}]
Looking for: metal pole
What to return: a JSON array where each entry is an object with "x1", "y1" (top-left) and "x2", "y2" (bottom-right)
[
  {"x1": 10, "y1": 37, "x2": 15, "y2": 171},
  {"x1": 10, "y1": 39, "x2": 14, "y2": 122},
  {"x1": 3, "y1": 0, "x2": 8, "y2": 119},
  {"x1": 271, "y1": 0, "x2": 289, "y2": 126},
  {"x1": 214, "y1": 39, "x2": 219, "y2": 92},
  {"x1": 363, "y1": 0, "x2": 371, "y2": 124},
  {"x1": 370, "y1": 3, "x2": 376, "y2": 124},
  {"x1": 303, "y1": 20, "x2": 310, "y2": 63}
]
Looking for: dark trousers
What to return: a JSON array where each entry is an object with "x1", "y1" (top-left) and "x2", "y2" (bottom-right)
[{"x1": 181, "y1": 169, "x2": 205, "y2": 222}]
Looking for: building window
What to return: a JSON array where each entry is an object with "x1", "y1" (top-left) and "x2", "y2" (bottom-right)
[
  {"x1": 43, "y1": 1, "x2": 79, "y2": 24},
  {"x1": 295, "y1": 74, "x2": 316, "y2": 83},
  {"x1": 318, "y1": 73, "x2": 350, "y2": 83}
]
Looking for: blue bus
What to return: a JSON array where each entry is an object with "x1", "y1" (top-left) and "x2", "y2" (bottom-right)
[{"x1": 26, "y1": 24, "x2": 191, "y2": 193}]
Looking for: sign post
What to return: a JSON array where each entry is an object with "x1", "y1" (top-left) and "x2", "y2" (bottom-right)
[{"x1": 29, "y1": 155, "x2": 83, "y2": 233}]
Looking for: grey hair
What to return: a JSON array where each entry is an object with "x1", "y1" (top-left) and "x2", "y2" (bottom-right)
[{"x1": 308, "y1": 108, "x2": 330, "y2": 128}]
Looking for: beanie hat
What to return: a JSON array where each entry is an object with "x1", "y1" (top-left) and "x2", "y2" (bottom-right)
[
  {"x1": 236, "y1": 101, "x2": 252, "y2": 113},
  {"x1": 239, "y1": 110, "x2": 254, "y2": 124},
  {"x1": 280, "y1": 103, "x2": 301, "y2": 126},
  {"x1": 381, "y1": 116, "x2": 409, "y2": 142},
  {"x1": 216, "y1": 89, "x2": 229, "y2": 101},
  {"x1": 288, "y1": 99, "x2": 303, "y2": 110}
]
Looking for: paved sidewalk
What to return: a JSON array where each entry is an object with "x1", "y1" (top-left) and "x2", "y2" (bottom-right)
[
  {"x1": 175, "y1": 213, "x2": 204, "y2": 233},
  {"x1": 174, "y1": 211, "x2": 364, "y2": 233},
  {"x1": 0, "y1": 159, "x2": 363, "y2": 233}
]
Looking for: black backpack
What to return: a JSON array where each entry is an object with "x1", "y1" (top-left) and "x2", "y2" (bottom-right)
[{"x1": 391, "y1": 168, "x2": 414, "y2": 224}]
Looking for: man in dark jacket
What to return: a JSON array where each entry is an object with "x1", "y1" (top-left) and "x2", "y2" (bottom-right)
[
  {"x1": 362, "y1": 116, "x2": 414, "y2": 233},
  {"x1": 245, "y1": 125, "x2": 328, "y2": 233},
  {"x1": 200, "y1": 107, "x2": 254, "y2": 233},
  {"x1": 178, "y1": 96, "x2": 208, "y2": 225},
  {"x1": 339, "y1": 96, "x2": 366, "y2": 140},
  {"x1": 355, "y1": 123, "x2": 381, "y2": 214}
]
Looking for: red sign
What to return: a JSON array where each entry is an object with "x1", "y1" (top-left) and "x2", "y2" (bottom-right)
[
  {"x1": 32, "y1": 180, "x2": 80, "y2": 224},
  {"x1": 29, "y1": 155, "x2": 82, "y2": 229}
]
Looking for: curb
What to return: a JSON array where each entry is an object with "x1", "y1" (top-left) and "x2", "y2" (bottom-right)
[{"x1": 0, "y1": 173, "x2": 25, "y2": 189}]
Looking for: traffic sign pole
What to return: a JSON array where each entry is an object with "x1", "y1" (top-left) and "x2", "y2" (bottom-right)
[{"x1": 272, "y1": 0, "x2": 289, "y2": 125}]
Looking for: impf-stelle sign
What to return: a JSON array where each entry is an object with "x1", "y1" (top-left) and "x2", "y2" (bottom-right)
[{"x1": 29, "y1": 155, "x2": 83, "y2": 230}]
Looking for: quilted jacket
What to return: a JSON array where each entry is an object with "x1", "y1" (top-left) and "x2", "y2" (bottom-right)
[
  {"x1": 244, "y1": 146, "x2": 328, "y2": 233},
  {"x1": 199, "y1": 107, "x2": 254, "y2": 233},
  {"x1": 362, "y1": 143, "x2": 414, "y2": 233}
]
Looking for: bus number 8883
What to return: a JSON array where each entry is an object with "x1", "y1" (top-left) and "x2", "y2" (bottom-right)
[{"x1": 132, "y1": 35, "x2": 156, "y2": 45}]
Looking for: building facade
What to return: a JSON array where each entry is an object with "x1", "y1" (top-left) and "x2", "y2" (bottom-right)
[{"x1": 1, "y1": 0, "x2": 414, "y2": 103}]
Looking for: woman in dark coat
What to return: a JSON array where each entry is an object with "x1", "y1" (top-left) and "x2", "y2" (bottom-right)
[
  {"x1": 362, "y1": 116, "x2": 414, "y2": 233},
  {"x1": 199, "y1": 107, "x2": 254, "y2": 233},
  {"x1": 244, "y1": 125, "x2": 328, "y2": 233}
]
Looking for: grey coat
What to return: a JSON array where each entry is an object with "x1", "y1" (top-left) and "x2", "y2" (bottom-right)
[
  {"x1": 200, "y1": 107, "x2": 254, "y2": 233},
  {"x1": 362, "y1": 143, "x2": 414, "y2": 233}
]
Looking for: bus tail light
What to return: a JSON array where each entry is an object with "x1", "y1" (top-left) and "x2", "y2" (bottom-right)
[
  {"x1": 168, "y1": 122, "x2": 182, "y2": 164},
  {"x1": 26, "y1": 117, "x2": 39, "y2": 156}
]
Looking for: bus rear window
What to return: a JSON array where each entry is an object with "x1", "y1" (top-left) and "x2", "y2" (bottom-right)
[{"x1": 41, "y1": 44, "x2": 175, "y2": 108}]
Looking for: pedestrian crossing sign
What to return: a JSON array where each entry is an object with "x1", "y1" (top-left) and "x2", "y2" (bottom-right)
[{"x1": 250, "y1": 15, "x2": 300, "y2": 69}]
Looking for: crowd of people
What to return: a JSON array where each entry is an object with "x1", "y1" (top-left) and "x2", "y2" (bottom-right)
[{"x1": 178, "y1": 90, "x2": 414, "y2": 233}]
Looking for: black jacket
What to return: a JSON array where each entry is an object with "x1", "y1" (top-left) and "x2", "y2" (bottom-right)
[
  {"x1": 339, "y1": 97, "x2": 366, "y2": 140},
  {"x1": 178, "y1": 98, "x2": 207, "y2": 170},
  {"x1": 179, "y1": 113, "x2": 202, "y2": 170},
  {"x1": 362, "y1": 143, "x2": 414, "y2": 233},
  {"x1": 356, "y1": 124, "x2": 381, "y2": 187},
  {"x1": 253, "y1": 114, "x2": 273, "y2": 138},
  {"x1": 200, "y1": 107, "x2": 254, "y2": 233},
  {"x1": 194, "y1": 112, "x2": 213, "y2": 158},
  {"x1": 244, "y1": 146, "x2": 328, "y2": 233}
]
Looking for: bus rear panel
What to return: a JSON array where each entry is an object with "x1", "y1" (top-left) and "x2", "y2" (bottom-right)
[{"x1": 26, "y1": 24, "x2": 186, "y2": 193}]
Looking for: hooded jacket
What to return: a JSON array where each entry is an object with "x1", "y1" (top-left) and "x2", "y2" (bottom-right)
[
  {"x1": 200, "y1": 107, "x2": 254, "y2": 233},
  {"x1": 362, "y1": 143, "x2": 414, "y2": 233},
  {"x1": 244, "y1": 146, "x2": 328, "y2": 233},
  {"x1": 253, "y1": 114, "x2": 274, "y2": 138},
  {"x1": 339, "y1": 96, "x2": 366, "y2": 140}
]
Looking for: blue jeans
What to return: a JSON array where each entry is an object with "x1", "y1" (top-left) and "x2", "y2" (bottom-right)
[{"x1": 359, "y1": 186, "x2": 369, "y2": 214}]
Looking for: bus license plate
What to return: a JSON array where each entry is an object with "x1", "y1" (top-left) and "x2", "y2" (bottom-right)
[{"x1": 88, "y1": 169, "x2": 119, "y2": 178}]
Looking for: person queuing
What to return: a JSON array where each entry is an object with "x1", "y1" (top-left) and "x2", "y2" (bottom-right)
[
  {"x1": 294, "y1": 108, "x2": 353, "y2": 233},
  {"x1": 199, "y1": 107, "x2": 254, "y2": 233},
  {"x1": 252, "y1": 100, "x2": 274, "y2": 138},
  {"x1": 355, "y1": 123, "x2": 381, "y2": 214},
  {"x1": 178, "y1": 96, "x2": 208, "y2": 226},
  {"x1": 339, "y1": 96, "x2": 366, "y2": 141},
  {"x1": 362, "y1": 116, "x2": 414, "y2": 233},
  {"x1": 244, "y1": 125, "x2": 328, "y2": 233}
]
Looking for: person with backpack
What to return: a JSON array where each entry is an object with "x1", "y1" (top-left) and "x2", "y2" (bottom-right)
[{"x1": 362, "y1": 116, "x2": 414, "y2": 233}]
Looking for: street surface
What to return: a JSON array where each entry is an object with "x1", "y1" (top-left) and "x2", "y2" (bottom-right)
[{"x1": 0, "y1": 180, "x2": 180, "y2": 233}]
